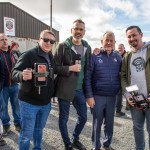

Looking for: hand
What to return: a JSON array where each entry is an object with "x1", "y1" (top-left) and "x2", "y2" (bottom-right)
[
  {"x1": 22, "y1": 68, "x2": 32, "y2": 81},
  {"x1": 127, "y1": 96, "x2": 135, "y2": 107},
  {"x1": 93, "y1": 48, "x2": 100, "y2": 55},
  {"x1": 86, "y1": 97, "x2": 95, "y2": 108},
  {"x1": 69, "y1": 64, "x2": 81, "y2": 72}
]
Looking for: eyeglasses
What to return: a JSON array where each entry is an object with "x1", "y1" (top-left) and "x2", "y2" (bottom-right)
[
  {"x1": 72, "y1": 28, "x2": 84, "y2": 31},
  {"x1": 41, "y1": 38, "x2": 55, "y2": 44}
]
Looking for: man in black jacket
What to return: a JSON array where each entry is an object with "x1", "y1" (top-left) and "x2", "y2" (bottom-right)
[
  {"x1": 54, "y1": 19, "x2": 91, "y2": 150},
  {"x1": 12, "y1": 30, "x2": 56, "y2": 150},
  {"x1": 0, "y1": 34, "x2": 6, "y2": 146},
  {"x1": 0, "y1": 33, "x2": 21, "y2": 135}
]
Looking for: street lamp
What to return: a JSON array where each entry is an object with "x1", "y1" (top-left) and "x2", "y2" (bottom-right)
[{"x1": 50, "y1": 0, "x2": 52, "y2": 31}]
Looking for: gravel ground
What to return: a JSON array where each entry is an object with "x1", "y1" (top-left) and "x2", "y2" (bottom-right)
[{"x1": 1, "y1": 100, "x2": 149, "y2": 150}]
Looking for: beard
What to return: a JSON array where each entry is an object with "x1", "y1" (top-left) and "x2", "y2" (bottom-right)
[{"x1": 130, "y1": 41, "x2": 137, "y2": 47}]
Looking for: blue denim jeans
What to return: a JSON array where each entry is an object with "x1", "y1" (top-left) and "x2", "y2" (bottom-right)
[
  {"x1": 1, "y1": 84, "x2": 20, "y2": 125},
  {"x1": 19, "y1": 101, "x2": 51, "y2": 150},
  {"x1": 58, "y1": 89, "x2": 87, "y2": 146},
  {"x1": 130, "y1": 107, "x2": 150, "y2": 150},
  {"x1": 0, "y1": 91, "x2": 4, "y2": 119},
  {"x1": 92, "y1": 95, "x2": 116, "y2": 149}
]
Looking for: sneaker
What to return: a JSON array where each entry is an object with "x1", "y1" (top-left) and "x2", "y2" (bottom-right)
[
  {"x1": 15, "y1": 124, "x2": 21, "y2": 132},
  {"x1": 102, "y1": 146, "x2": 114, "y2": 150},
  {"x1": 3, "y1": 125, "x2": 10, "y2": 136},
  {"x1": 65, "y1": 144, "x2": 73, "y2": 150},
  {"x1": 72, "y1": 140, "x2": 87, "y2": 150},
  {"x1": 91, "y1": 148, "x2": 101, "y2": 150},
  {"x1": 115, "y1": 112, "x2": 125, "y2": 117},
  {"x1": 0, "y1": 137, "x2": 6, "y2": 146}
]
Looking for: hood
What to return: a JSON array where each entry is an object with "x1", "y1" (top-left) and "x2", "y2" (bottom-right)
[
  {"x1": 64, "y1": 36, "x2": 90, "y2": 49},
  {"x1": 142, "y1": 41, "x2": 150, "y2": 50}
]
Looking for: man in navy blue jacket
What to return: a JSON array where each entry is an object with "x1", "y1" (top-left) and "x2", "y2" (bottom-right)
[
  {"x1": 85, "y1": 31, "x2": 122, "y2": 150},
  {"x1": 0, "y1": 33, "x2": 21, "y2": 135}
]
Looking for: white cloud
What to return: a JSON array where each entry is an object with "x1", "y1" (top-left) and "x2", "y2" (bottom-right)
[
  {"x1": 1, "y1": 0, "x2": 150, "y2": 50},
  {"x1": 104, "y1": 0, "x2": 139, "y2": 18},
  {"x1": 140, "y1": 0, "x2": 150, "y2": 18}
]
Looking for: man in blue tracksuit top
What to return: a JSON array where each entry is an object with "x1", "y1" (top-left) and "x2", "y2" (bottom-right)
[{"x1": 85, "y1": 31, "x2": 122, "y2": 150}]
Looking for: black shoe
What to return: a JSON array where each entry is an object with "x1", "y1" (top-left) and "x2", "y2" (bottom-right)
[
  {"x1": 15, "y1": 124, "x2": 21, "y2": 132},
  {"x1": 65, "y1": 144, "x2": 73, "y2": 150},
  {"x1": 3, "y1": 125, "x2": 10, "y2": 136},
  {"x1": 103, "y1": 146, "x2": 114, "y2": 150},
  {"x1": 72, "y1": 140, "x2": 86, "y2": 150},
  {"x1": 115, "y1": 112, "x2": 125, "y2": 117},
  {"x1": 0, "y1": 137, "x2": 6, "y2": 146}
]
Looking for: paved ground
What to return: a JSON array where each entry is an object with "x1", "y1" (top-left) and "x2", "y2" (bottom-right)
[{"x1": 1, "y1": 100, "x2": 149, "y2": 150}]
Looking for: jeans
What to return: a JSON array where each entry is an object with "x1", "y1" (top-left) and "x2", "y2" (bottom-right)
[
  {"x1": 116, "y1": 90, "x2": 123, "y2": 113},
  {"x1": 92, "y1": 95, "x2": 116, "y2": 149},
  {"x1": 1, "y1": 84, "x2": 20, "y2": 125},
  {"x1": 19, "y1": 101, "x2": 51, "y2": 150},
  {"x1": 130, "y1": 107, "x2": 150, "y2": 150},
  {"x1": 0, "y1": 91, "x2": 4, "y2": 119},
  {"x1": 58, "y1": 89, "x2": 87, "y2": 146}
]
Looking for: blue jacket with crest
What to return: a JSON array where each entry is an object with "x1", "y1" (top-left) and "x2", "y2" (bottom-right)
[{"x1": 85, "y1": 50, "x2": 122, "y2": 98}]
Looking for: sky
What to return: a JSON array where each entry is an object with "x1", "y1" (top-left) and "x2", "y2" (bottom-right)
[{"x1": 1, "y1": 0, "x2": 150, "y2": 50}]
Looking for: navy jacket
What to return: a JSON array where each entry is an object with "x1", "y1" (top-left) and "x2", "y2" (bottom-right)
[{"x1": 85, "y1": 50, "x2": 122, "y2": 98}]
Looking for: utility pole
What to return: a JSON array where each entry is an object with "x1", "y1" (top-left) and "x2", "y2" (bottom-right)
[{"x1": 50, "y1": 0, "x2": 52, "y2": 31}]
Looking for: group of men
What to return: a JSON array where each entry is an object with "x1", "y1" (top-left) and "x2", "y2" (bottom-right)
[{"x1": 0, "y1": 18, "x2": 150, "y2": 150}]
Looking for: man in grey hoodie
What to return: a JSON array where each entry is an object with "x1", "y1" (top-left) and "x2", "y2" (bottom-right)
[{"x1": 121, "y1": 25, "x2": 150, "y2": 150}]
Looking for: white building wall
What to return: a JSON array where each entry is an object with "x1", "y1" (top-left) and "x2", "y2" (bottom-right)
[
  {"x1": 8, "y1": 37, "x2": 38, "y2": 53},
  {"x1": 7, "y1": 37, "x2": 57, "y2": 54}
]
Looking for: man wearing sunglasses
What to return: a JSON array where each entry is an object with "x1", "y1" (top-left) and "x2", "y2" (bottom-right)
[
  {"x1": 12, "y1": 30, "x2": 56, "y2": 150},
  {"x1": 54, "y1": 19, "x2": 91, "y2": 150}
]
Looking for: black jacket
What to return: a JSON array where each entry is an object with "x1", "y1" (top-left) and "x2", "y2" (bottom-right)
[
  {"x1": 54, "y1": 36, "x2": 91, "y2": 101},
  {"x1": 0, "y1": 49, "x2": 18, "y2": 87},
  {"x1": 12, "y1": 45, "x2": 55, "y2": 105}
]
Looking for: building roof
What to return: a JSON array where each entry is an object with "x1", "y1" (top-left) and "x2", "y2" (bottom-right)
[{"x1": 0, "y1": 2, "x2": 59, "y2": 41}]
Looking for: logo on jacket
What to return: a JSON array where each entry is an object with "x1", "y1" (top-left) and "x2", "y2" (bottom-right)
[
  {"x1": 114, "y1": 58, "x2": 117, "y2": 62},
  {"x1": 98, "y1": 58, "x2": 103, "y2": 63}
]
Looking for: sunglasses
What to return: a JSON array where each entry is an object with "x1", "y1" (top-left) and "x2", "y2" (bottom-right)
[{"x1": 41, "y1": 38, "x2": 55, "y2": 44}]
